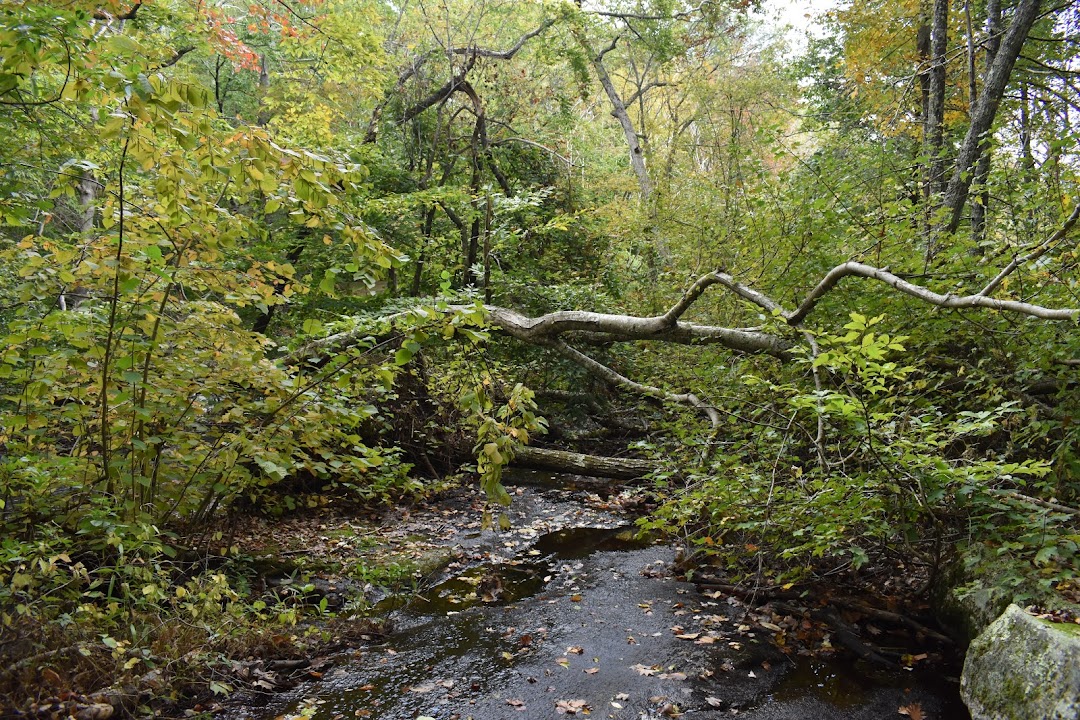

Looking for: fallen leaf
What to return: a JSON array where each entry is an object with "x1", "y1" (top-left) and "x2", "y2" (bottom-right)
[
  {"x1": 566, "y1": 645, "x2": 584, "y2": 655},
  {"x1": 675, "y1": 633, "x2": 700, "y2": 640},
  {"x1": 695, "y1": 635, "x2": 716, "y2": 644},
  {"x1": 556, "y1": 657, "x2": 571, "y2": 669},
  {"x1": 706, "y1": 696, "x2": 724, "y2": 707},
  {"x1": 658, "y1": 671, "x2": 687, "y2": 680},
  {"x1": 571, "y1": 594, "x2": 583, "y2": 602},
  {"x1": 631, "y1": 663, "x2": 658, "y2": 676},
  {"x1": 615, "y1": 693, "x2": 629, "y2": 700},
  {"x1": 584, "y1": 667, "x2": 599, "y2": 674},
  {"x1": 506, "y1": 698, "x2": 526, "y2": 710},
  {"x1": 898, "y1": 703, "x2": 924, "y2": 720},
  {"x1": 555, "y1": 698, "x2": 590, "y2": 715}
]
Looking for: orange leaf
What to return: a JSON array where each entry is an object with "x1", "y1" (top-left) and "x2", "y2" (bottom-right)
[{"x1": 898, "y1": 703, "x2": 924, "y2": 720}]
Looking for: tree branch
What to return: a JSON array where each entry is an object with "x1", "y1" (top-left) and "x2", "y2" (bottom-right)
[
  {"x1": 94, "y1": 2, "x2": 141, "y2": 20},
  {"x1": 979, "y1": 202, "x2": 1080, "y2": 296},
  {"x1": 448, "y1": 18, "x2": 555, "y2": 60},
  {"x1": 549, "y1": 339, "x2": 722, "y2": 428},
  {"x1": 624, "y1": 81, "x2": 670, "y2": 107},
  {"x1": 786, "y1": 261, "x2": 1079, "y2": 326}
]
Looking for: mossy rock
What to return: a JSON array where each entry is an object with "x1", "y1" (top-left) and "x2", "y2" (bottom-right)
[
  {"x1": 961, "y1": 604, "x2": 1080, "y2": 720},
  {"x1": 932, "y1": 543, "x2": 1071, "y2": 645}
]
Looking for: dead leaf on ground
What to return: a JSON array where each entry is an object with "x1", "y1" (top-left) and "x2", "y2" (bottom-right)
[
  {"x1": 898, "y1": 703, "x2": 924, "y2": 720},
  {"x1": 631, "y1": 663, "x2": 658, "y2": 676},
  {"x1": 555, "y1": 698, "x2": 590, "y2": 715},
  {"x1": 566, "y1": 645, "x2": 584, "y2": 654},
  {"x1": 584, "y1": 667, "x2": 599, "y2": 674},
  {"x1": 658, "y1": 671, "x2": 687, "y2": 680},
  {"x1": 506, "y1": 698, "x2": 526, "y2": 711}
]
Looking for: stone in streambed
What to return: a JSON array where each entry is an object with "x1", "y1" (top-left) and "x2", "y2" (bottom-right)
[{"x1": 961, "y1": 604, "x2": 1080, "y2": 720}]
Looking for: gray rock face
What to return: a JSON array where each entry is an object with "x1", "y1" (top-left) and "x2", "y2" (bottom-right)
[{"x1": 961, "y1": 604, "x2": 1080, "y2": 720}]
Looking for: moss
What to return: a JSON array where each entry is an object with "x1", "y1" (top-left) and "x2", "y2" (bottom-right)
[{"x1": 1041, "y1": 618, "x2": 1080, "y2": 638}]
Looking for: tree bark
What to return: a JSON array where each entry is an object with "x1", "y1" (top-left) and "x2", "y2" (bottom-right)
[
  {"x1": 943, "y1": 0, "x2": 1041, "y2": 233},
  {"x1": 970, "y1": 0, "x2": 1001, "y2": 245},
  {"x1": 926, "y1": 0, "x2": 949, "y2": 198},
  {"x1": 578, "y1": 34, "x2": 653, "y2": 200},
  {"x1": 512, "y1": 445, "x2": 656, "y2": 480}
]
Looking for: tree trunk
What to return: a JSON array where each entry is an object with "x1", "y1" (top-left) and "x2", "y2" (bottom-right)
[
  {"x1": 578, "y1": 34, "x2": 653, "y2": 201},
  {"x1": 943, "y1": 0, "x2": 1041, "y2": 233},
  {"x1": 512, "y1": 445, "x2": 656, "y2": 480},
  {"x1": 970, "y1": 0, "x2": 1001, "y2": 245},
  {"x1": 926, "y1": 0, "x2": 948, "y2": 198}
]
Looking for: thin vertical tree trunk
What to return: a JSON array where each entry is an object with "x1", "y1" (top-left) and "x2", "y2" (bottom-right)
[
  {"x1": 971, "y1": 0, "x2": 1001, "y2": 245},
  {"x1": 943, "y1": 0, "x2": 1041, "y2": 234},
  {"x1": 926, "y1": 0, "x2": 949, "y2": 198}
]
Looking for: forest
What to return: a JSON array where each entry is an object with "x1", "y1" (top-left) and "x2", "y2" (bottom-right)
[{"x1": 1, "y1": 0, "x2": 1079, "y2": 715}]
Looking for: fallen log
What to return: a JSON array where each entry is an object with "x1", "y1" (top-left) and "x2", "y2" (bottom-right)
[{"x1": 511, "y1": 445, "x2": 657, "y2": 480}]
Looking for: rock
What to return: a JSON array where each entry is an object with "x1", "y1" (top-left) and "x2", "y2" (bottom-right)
[
  {"x1": 74, "y1": 703, "x2": 114, "y2": 720},
  {"x1": 932, "y1": 543, "x2": 1072, "y2": 644},
  {"x1": 961, "y1": 604, "x2": 1080, "y2": 720}
]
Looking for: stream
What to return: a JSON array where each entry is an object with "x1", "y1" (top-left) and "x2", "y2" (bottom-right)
[{"x1": 232, "y1": 474, "x2": 971, "y2": 720}]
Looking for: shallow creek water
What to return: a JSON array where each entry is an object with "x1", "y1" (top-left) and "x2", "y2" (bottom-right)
[{"x1": 235, "y1": 479, "x2": 970, "y2": 720}]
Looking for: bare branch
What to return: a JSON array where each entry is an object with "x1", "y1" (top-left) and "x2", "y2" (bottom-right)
[
  {"x1": 979, "y1": 202, "x2": 1080, "y2": 296},
  {"x1": 492, "y1": 136, "x2": 575, "y2": 166},
  {"x1": 366, "y1": 19, "x2": 554, "y2": 142},
  {"x1": 482, "y1": 296, "x2": 788, "y2": 356},
  {"x1": 550, "y1": 339, "x2": 721, "y2": 428},
  {"x1": 93, "y1": 2, "x2": 141, "y2": 20},
  {"x1": 158, "y1": 46, "x2": 195, "y2": 70},
  {"x1": 448, "y1": 18, "x2": 555, "y2": 60},
  {"x1": 624, "y1": 81, "x2": 670, "y2": 107},
  {"x1": 587, "y1": 1, "x2": 714, "y2": 22},
  {"x1": 786, "y1": 261, "x2": 1079, "y2": 326},
  {"x1": 396, "y1": 54, "x2": 477, "y2": 126}
]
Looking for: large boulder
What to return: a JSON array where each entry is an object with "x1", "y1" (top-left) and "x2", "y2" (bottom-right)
[{"x1": 961, "y1": 604, "x2": 1080, "y2": 720}]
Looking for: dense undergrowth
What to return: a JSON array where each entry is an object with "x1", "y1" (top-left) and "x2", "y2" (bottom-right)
[{"x1": 3, "y1": 0, "x2": 1080, "y2": 713}]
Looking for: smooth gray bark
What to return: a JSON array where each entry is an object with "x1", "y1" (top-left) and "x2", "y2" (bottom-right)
[{"x1": 943, "y1": 0, "x2": 1041, "y2": 233}]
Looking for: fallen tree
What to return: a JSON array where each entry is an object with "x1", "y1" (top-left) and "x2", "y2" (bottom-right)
[
  {"x1": 511, "y1": 445, "x2": 657, "y2": 480},
  {"x1": 287, "y1": 201, "x2": 1080, "y2": 449}
]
